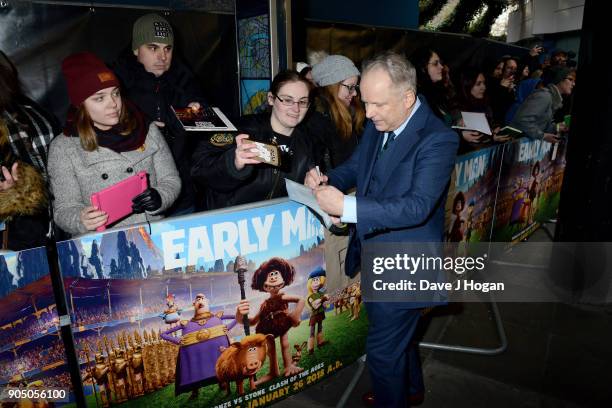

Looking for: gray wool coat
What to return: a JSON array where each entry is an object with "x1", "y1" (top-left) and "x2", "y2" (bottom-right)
[
  {"x1": 511, "y1": 83, "x2": 563, "y2": 140},
  {"x1": 48, "y1": 123, "x2": 181, "y2": 235}
]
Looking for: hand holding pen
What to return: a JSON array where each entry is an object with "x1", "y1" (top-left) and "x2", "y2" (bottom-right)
[{"x1": 305, "y1": 165, "x2": 328, "y2": 189}]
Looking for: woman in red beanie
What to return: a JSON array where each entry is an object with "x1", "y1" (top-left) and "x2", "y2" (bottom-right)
[{"x1": 48, "y1": 52, "x2": 180, "y2": 235}]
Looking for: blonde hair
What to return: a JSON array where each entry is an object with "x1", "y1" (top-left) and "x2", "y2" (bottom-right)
[
  {"x1": 319, "y1": 84, "x2": 365, "y2": 141},
  {"x1": 307, "y1": 275, "x2": 326, "y2": 296},
  {"x1": 74, "y1": 97, "x2": 137, "y2": 152}
]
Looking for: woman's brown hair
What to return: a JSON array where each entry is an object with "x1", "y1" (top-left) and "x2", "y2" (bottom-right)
[
  {"x1": 318, "y1": 84, "x2": 365, "y2": 140},
  {"x1": 74, "y1": 93, "x2": 138, "y2": 152}
]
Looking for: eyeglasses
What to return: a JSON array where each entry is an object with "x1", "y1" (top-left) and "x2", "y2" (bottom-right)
[
  {"x1": 340, "y1": 82, "x2": 359, "y2": 93},
  {"x1": 275, "y1": 95, "x2": 310, "y2": 108}
]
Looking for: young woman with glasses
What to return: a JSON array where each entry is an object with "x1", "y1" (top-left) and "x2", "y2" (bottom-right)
[{"x1": 192, "y1": 70, "x2": 319, "y2": 210}]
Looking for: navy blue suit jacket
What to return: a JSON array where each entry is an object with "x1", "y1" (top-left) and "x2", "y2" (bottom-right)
[{"x1": 328, "y1": 98, "x2": 458, "y2": 290}]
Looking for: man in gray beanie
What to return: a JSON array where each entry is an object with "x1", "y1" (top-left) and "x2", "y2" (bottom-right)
[
  {"x1": 511, "y1": 65, "x2": 576, "y2": 142},
  {"x1": 113, "y1": 13, "x2": 206, "y2": 216},
  {"x1": 312, "y1": 55, "x2": 360, "y2": 87}
]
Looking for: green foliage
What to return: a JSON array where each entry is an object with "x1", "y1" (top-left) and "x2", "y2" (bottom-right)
[
  {"x1": 437, "y1": 0, "x2": 483, "y2": 33},
  {"x1": 419, "y1": 0, "x2": 448, "y2": 26},
  {"x1": 469, "y1": 0, "x2": 507, "y2": 38}
]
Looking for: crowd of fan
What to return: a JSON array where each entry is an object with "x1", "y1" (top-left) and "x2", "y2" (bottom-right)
[
  {"x1": 0, "y1": 339, "x2": 66, "y2": 379},
  {"x1": 0, "y1": 312, "x2": 58, "y2": 345},
  {"x1": 0, "y1": 10, "x2": 577, "y2": 252}
]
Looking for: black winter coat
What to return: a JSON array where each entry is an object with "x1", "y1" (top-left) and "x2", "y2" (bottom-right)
[
  {"x1": 191, "y1": 113, "x2": 317, "y2": 211},
  {"x1": 113, "y1": 51, "x2": 206, "y2": 213}
]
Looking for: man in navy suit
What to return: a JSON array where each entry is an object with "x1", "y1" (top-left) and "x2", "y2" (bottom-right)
[{"x1": 306, "y1": 52, "x2": 458, "y2": 407}]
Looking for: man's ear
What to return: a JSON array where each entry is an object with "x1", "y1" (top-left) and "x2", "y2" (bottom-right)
[
  {"x1": 403, "y1": 89, "x2": 416, "y2": 109},
  {"x1": 267, "y1": 92, "x2": 275, "y2": 107},
  {"x1": 133, "y1": 48, "x2": 139, "y2": 57}
]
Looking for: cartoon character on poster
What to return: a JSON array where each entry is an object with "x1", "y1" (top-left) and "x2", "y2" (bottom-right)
[
  {"x1": 510, "y1": 177, "x2": 528, "y2": 226},
  {"x1": 464, "y1": 200, "x2": 475, "y2": 242},
  {"x1": 306, "y1": 267, "x2": 329, "y2": 354},
  {"x1": 527, "y1": 162, "x2": 540, "y2": 224},
  {"x1": 215, "y1": 333, "x2": 273, "y2": 395},
  {"x1": 160, "y1": 293, "x2": 246, "y2": 400},
  {"x1": 447, "y1": 191, "x2": 466, "y2": 242},
  {"x1": 160, "y1": 293, "x2": 181, "y2": 324},
  {"x1": 237, "y1": 257, "x2": 305, "y2": 379}
]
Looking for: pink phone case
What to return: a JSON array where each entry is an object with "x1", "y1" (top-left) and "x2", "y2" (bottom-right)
[{"x1": 90, "y1": 171, "x2": 148, "y2": 232}]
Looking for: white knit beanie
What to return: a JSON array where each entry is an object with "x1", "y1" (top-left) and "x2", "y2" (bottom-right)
[{"x1": 312, "y1": 55, "x2": 360, "y2": 87}]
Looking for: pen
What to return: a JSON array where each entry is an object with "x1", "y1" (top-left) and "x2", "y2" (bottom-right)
[{"x1": 315, "y1": 165, "x2": 326, "y2": 186}]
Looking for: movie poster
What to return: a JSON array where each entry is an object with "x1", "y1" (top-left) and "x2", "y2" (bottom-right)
[
  {"x1": 0, "y1": 247, "x2": 73, "y2": 405},
  {"x1": 492, "y1": 138, "x2": 567, "y2": 242},
  {"x1": 444, "y1": 145, "x2": 504, "y2": 244},
  {"x1": 56, "y1": 200, "x2": 367, "y2": 407}
]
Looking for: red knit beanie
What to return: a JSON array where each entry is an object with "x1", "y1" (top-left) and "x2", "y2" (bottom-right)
[{"x1": 61, "y1": 52, "x2": 120, "y2": 106}]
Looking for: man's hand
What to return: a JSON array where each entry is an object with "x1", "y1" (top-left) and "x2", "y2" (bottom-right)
[
  {"x1": 0, "y1": 162, "x2": 19, "y2": 191},
  {"x1": 187, "y1": 102, "x2": 201, "y2": 111},
  {"x1": 314, "y1": 185, "x2": 344, "y2": 216},
  {"x1": 304, "y1": 167, "x2": 328, "y2": 189},
  {"x1": 153, "y1": 121, "x2": 166, "y2": 128},
  {"x1": 233, "y1": 134, "x2": 260, "y2": 171},
  {"x1": 80, "y1": 206, "x2": 108, "y2": 231}
]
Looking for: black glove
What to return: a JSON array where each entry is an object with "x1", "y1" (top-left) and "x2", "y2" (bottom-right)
[{"x1": 132, "y1": 188, "x2": 162, "y2": 213}]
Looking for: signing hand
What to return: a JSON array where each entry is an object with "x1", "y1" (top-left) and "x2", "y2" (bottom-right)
[
  {"x1": 80, "y1": 206, "x2": 108, "y2": 231},
  {"x1": 314, "y1": 185, "x2": 344, "y2": 216},
  {"x1": 304, "y1": 167, "x2": 328, "y2": 189},
  {"x1": 0, "y1": 162, "x2": 19, "y2": 191},
  {"x1": 233, "y1": 134, "x2": 261, "y2": 171}
]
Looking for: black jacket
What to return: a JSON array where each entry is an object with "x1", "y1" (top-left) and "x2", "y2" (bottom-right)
[
  {"x1": 113, "y1": 51, "x2": 206, "y2": 213},
  {"x1": 191, "y1": 113, "x2": 317, "y2": 211}
]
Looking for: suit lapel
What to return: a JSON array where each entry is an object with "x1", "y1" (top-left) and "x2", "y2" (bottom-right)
[
  {"x1": 371, "y1": 103, "x2": 428, "y2": 192},
  {"x1": 361, "y1": 126, "x2": 384, "y2": 195}
]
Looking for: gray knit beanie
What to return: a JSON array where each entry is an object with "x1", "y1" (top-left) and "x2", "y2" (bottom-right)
[
  {"x1": 132, "y1": 13, "x2": 174, "y2": 51},
  {"x1": 312, "y1": 55, "x2": 360, "y2": 87}
]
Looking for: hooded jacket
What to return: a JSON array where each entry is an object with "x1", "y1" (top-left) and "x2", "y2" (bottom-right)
[{"x1": 511, "y1": 83, "x2": 563, "y2": 140}]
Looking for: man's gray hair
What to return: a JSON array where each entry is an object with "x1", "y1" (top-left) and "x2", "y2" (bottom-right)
[{"x1": 362, "y1": 51, "x2": 417, "y2": 93}]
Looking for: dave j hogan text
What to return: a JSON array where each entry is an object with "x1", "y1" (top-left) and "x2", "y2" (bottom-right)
[{"x1": 372, "y1": 279, "x2": 505, "y2": 293}]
